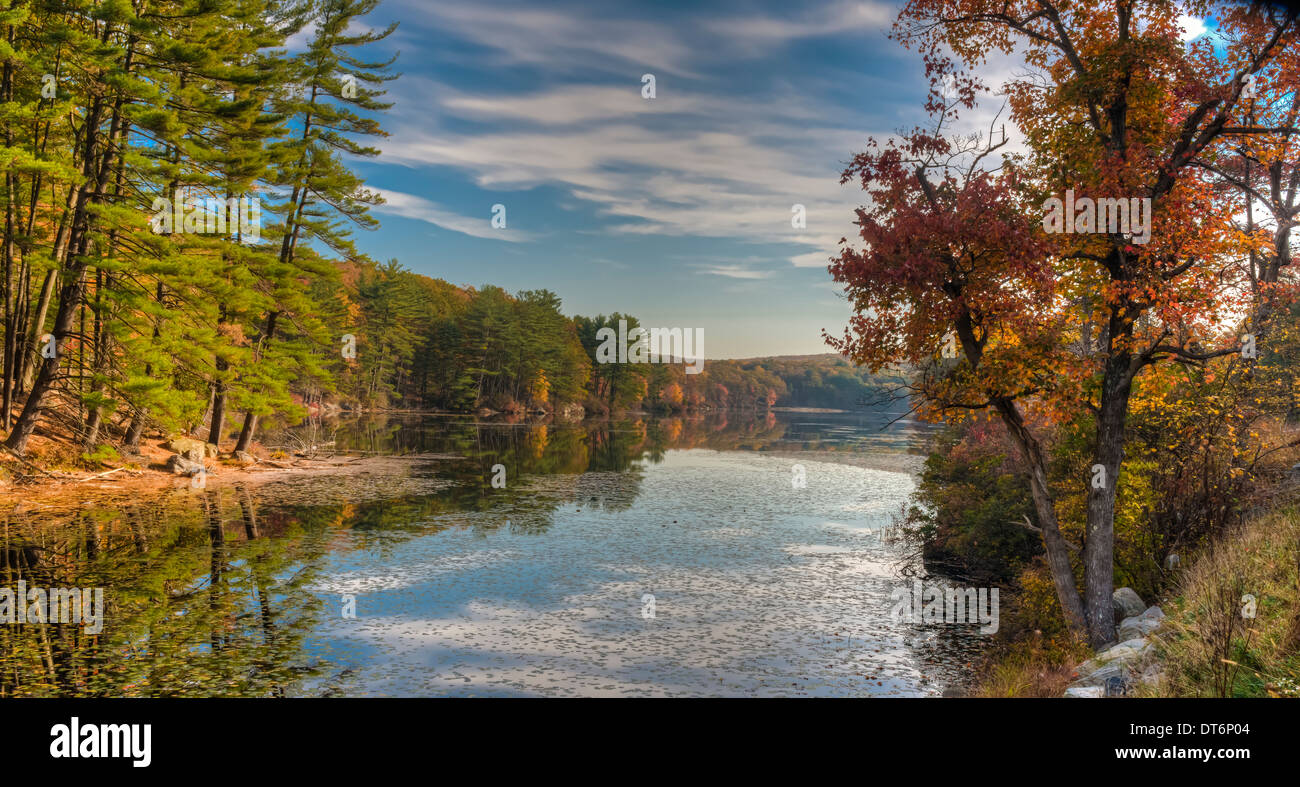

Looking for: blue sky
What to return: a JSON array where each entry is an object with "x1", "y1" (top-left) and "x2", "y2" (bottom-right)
[{"x1": 325, "y1": 0, "x2": 1211, "y2": 359}]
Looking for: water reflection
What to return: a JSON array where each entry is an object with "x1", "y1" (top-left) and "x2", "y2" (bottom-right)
[{"x1": 2, "y1": 412, "x2": 971, "y2": 697}]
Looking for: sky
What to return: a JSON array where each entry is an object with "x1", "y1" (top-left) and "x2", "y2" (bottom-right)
[{"x1": 327, "y1": 0, "x2": 1212, "y2": 359}]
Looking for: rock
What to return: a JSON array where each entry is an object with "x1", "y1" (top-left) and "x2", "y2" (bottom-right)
[
  {"x1": 1117, "y1": 606, "x2": 1165, "y2": 641},
  {"x1": 1104, "y1": 674, "x2": 1130, "y2": 696},
  {"x1": 166, "y1": 436, "x2": 206, "y2": 463},
  {"x1": 1100, "y1": 637, "x2": 1154, "y2": 662},
  {"x1": 1073, "y1": 663, "x2": 1124, "y2": 689},
  {"x1": 166, "y1": 454, "x2": 205, "y2": 476},
  {"x1": 1065, "y1": 634, "x2": 1160, "y2": 697},
  {"x1": 1164, "y1": 553, "x2": 1180, "y2": 570},
  {"x1": 1117, "y1": 618, "x2": 1151, "y2": 641},
  {"x1": 1064, "y1": 686, "x2": 1104, "y2": 698},
  {"x1": 1112, "y1": 587, "x2": 1146, "y2": 619},
  {"x1": 1075, "y1": 637, "x2": 1153, "y2": 679},
  {"x1": 232, "y1": 450, "x2": 257, "y2": 465},
  {"x1": 205, "y1": 443, "x2": 219, "y2": 458}
]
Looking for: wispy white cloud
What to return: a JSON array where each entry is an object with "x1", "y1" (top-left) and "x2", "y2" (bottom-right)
[
  {"x1": 375, "y1": 0, "x2": 907, "y2": 267},
  {"x1": 440, "y1": 83, "x2": 687, "y2": 125},
  {"x1": 703, "y1": 1, "x2": 892, "y2": 49},
  {"x1": 380, "y1": 89, "x2": 872, "y2": 263},
  {"x1": 791, "y1": 250, "x2": 834, "y2": 268},
  {"x1": 389, "y1": 0, "x2": 700, "y2": 77},
  {"x1": 372, "y1": 188, "x2": 532, "y2": 242},
  {"x1": 698, "y1": 264, "x2": 772, "y2": 279}
]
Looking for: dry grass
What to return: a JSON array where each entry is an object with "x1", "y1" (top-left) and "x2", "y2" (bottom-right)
[
  {"x1": 1140, "y1": 506, "x2": 1300, "y2": 697},
  {"x1": 970, "y1": 635, "x2": 1091, "y2": 697}
]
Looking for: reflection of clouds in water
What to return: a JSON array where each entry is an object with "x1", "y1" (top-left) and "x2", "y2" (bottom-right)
[
  {"x1": 301, "y1": 451, "x2": 968, "y2": 697},
  {"x1": 516, "y1": 469, "x2": 646, "y2": 513},
  {"x1": 312, "y1": 550, "x2": 519, "y2": 595},
  {"x1": 700, "y1": 527, "x2": 756, "y2": 538}
]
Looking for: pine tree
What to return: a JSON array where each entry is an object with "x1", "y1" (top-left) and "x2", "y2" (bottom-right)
[{"x1": 229, "y1": 0, "x2": 397, "y2": 452}]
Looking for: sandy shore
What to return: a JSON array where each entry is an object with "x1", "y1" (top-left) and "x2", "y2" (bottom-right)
[{"x1": 0, "y1": 451, "x2": 463, "y2": 512}]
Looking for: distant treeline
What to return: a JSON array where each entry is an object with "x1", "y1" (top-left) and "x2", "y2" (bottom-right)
[{"x1": 322, "y1": 259, "x2": 900, "y2": 417}]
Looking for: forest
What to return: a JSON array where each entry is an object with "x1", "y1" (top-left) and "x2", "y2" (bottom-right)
[
  {"x1": 0, "y1": 0, "x2": 891, "y2": 471},
  {"x1": 829, "y1": 0, "x2": 1300, "y2": 692},
  {"x1": 305, "y1": 259, "x2": 897, "y2": 417}
]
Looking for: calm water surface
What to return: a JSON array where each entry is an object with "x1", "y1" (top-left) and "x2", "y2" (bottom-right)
[{"x1": 1, "y1": 412, "x2": 984, "y2": 697}]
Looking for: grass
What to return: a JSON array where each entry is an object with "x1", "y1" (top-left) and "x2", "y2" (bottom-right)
[
  {"x1": 969, "y1": 633, "x2": 1091, "y2": 697},
  {"x1": 1138, "y1": 506, "x2": 1300, "y2": 697},
  {"x1": 969, "y1": 504, "x2": 1300, "y2": 697}
]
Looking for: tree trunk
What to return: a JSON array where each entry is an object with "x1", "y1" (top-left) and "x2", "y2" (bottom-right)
[
  {"x1": 994, "y1": 397, "x2": 1088, "y2": 636},
  {"x1": 5, "y1": 266, "x2": 88, "y2": 454},
  {"x1": 233, "y1": 412, "x2": 258, "y2": 453},
  {"x1": 123, "y1": 408, "x2": 146, "y2": 451},
  {"x1": 208, "y1": 373, "x2": 228, "y2": 447},
  {"x1": 19, "y1": 269, "x2": 57, "y2": 392},
  {"x1": 1083, "y1": 351, "x2": 1135, "y2": 648},
  {"x1": 232, "y1": 311, "x2": 278, "y2": 452}
]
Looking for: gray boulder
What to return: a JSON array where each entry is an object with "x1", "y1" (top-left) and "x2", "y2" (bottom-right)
[
  {"x1": 1101, "y1": 637, "x2": 1154, "y2": 662},
  {"x1": 166, "y1": 454, "x2": 204, "y2": 476},
  {"x1": 1117, "y1": 605, "x2": 1165, "y2": 641},
  {"x1": 1139, "y1": 605, "x2": 1164, "y2": 623},
  {"x1": 1072, "y1": 663, "x2": 1124, "y2": 689},
  {"x1": 1112, "y1": 587, "x2": 1146, "y2": 619},
  {"x1": 1072, "y1": 638, "x2": 1153, "y2": 684},
  {"x1": 1065, "y1": 636, "x2": 1158, "y2": 697}
]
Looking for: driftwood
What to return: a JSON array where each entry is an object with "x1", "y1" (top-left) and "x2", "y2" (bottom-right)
[{"x1": 75, "y1": 467, "x2": 130, "y2": 483}]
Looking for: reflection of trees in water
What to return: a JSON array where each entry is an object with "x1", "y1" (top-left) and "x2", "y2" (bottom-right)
[
  {"x1": 1, "y1": 412, "x2": 834, "y2": 696},
  {"x1": 0, "y1": 488, "x2": 331, "y2": 697},
  {"x1": 276, "y1": 412, "x2": 797, "y2": 519},
  {"x1": 284, "y1": 411, "x2": 791, "y2": 463},
  {"x1": 281, "y1": 409, "x2": 921, "y2": 463}
]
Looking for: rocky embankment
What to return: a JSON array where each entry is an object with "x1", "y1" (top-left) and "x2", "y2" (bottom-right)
[{"x1": 1063, "y1": 587, "x2": 1166, "y2": 697}]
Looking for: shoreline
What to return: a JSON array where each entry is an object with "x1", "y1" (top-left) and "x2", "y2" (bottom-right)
[
  {"x1": 1, "y1": 409, "x2": 927, "y2": 510},
  {"x1": 3, "y1": 446, "x2": 925, "y2": 511},
  {"x1": 0, "y1": 448, "x2": 460, "y2": 512}
]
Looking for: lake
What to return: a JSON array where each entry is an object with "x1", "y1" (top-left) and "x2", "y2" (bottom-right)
[{"x1": 0, "y1": 411, "x2": 985, "y2": 697}]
